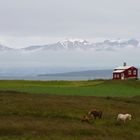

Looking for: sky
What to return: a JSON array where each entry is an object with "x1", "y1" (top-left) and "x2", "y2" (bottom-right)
[
  {"x1": 0, "y1": 0, "x2": 140, "y2": 72},
  {"x1": 0, "y1": 0, "x2": 140, "y2": 48}
]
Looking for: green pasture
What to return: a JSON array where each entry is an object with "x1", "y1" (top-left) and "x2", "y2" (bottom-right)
[
  {"x1": 0, "y1": 92, "x2": 140, "y2": 140},
  {"x1": 0, "y1": 80, "x2": 140, "y2": 96},
  {"x1": 0, "y1": 80, "x2": 140, "y2": 139}
]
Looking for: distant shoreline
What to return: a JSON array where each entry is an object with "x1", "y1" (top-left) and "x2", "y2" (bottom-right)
[{"x1": 0, "y1": 69, "x2": 140, "y2": 81}]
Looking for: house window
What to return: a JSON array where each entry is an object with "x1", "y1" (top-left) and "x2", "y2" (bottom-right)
[
  {"x1": 133, "y1": 70, "x2": 137, "y2": 75},
  {"x1": 117, "y1": 74, "x2": 120, "y2": 78},
  {"x1": 128, "y1": 70, "x2": 132, "y2": 75},
  {"x1": 114, "y1": 74, "x2": 116, "y2": 78}
]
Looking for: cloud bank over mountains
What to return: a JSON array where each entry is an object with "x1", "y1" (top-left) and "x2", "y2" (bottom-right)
[{"x1": 0, "y1": 38, "x2": 139, "y2": 72}]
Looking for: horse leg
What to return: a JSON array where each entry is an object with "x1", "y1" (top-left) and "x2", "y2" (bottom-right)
[{"x1": 123, "y1": 119, "x2": 126, "y2": 123}]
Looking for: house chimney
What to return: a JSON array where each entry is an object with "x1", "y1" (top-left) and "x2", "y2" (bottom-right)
[{"x1": 123, "y1": 62, "x2": 126, "y2": 66}]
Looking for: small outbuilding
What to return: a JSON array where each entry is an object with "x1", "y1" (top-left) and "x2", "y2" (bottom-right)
[{"x1": 113, "y1": 63, "x2": 138, "y2": 80}]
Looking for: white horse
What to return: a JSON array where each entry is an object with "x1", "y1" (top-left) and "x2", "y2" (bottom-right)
[{"x1": 117, "y1": 114, "x2": 132, "y2": 123}]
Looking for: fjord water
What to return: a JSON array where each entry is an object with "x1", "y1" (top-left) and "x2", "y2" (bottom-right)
[
  {"x1": 0, "y1": 69, "x2": 113, "y2": 81},
  {"x1": 0, "y1": 68, "x2": 139, "y2": 81}
]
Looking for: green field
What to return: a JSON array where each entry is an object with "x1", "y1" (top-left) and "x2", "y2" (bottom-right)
[
  {"x1": 0, "y1": 80, "x2": 140, "y2": 96},
  {"x1": 0, "y1": 80, "x2": 140, "y2": 140},
  {"x1": 0, "y1": 91, "x2": 140, "y2": 140}
]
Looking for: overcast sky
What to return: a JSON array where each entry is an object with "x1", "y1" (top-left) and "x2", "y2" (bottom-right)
[{"x1": 0, "y1": 0, "x2": 140, "y2": 48}]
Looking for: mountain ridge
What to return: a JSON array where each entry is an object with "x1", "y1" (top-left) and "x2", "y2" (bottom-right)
[
  {"x1": 0, "y1": 38, "x2": 140, "y2": 52},
  {"x1": 22, "y1": 39, "x2": 140, "y2": 51}
]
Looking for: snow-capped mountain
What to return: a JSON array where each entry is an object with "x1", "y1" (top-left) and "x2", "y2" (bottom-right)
[
  {"x1": 21, "y1": 39, "x2": 140, "y2": 52},
  {"x1": 22, "y1": 40, "x2": 91, "y2": 51},
  {"x1": 0, "y1": 39, "x2": 140, "y2": 52}
]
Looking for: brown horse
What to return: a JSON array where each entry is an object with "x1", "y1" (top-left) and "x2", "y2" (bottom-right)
[{"x1": 88, "y1": 109, "x2": 102, "y2": 119}]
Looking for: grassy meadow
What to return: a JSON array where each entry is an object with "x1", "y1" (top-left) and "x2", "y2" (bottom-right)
[
  {"x1": 0, "y1": 80, "x2": 140, "y2": 96},
  {"x1": 0, "y1": 91, "x2": 140, "y2": 140},
  {"x1": 0, "y1": 80, "x2": 140, "y2": 139}
]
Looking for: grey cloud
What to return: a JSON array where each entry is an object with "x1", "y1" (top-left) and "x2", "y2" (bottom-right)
[{"x1": 0, "y1": 0, "x2": 140, "y2": 38}]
